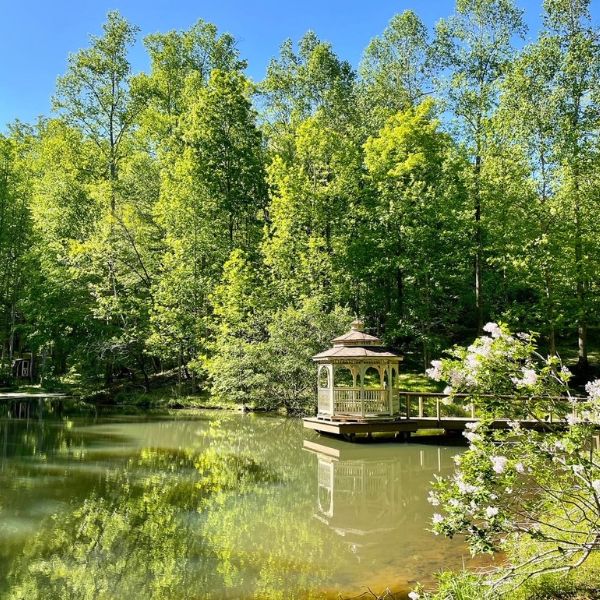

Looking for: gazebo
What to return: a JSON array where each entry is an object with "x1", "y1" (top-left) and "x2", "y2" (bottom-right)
[{"x1": 312, "y1": 320, "x2": 402, "y2": 420}]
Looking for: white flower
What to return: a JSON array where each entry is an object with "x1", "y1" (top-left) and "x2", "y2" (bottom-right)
[
  {"x1": 566, "y1": 413, "x2": 580, "y2": 426},
  {"x1": 408, "y1": 592, "x2": 420, "y2": 600},
  {"x1": 432, "y1": 513, "x2": 444, "y2": 524},
  {"x1": 442, "y1": 395, "x2": 453, "y2": 406},
  {"x1": 521, "y1": 368, "x2": 538, "y2": 386},
  {"x1": 572, "y1": 464, "x2": 584, "y2": 475},
  {"x1": 465, "y1": 421, "x2": 480, "y2": 431},
  {"x1": 515, "y1": 462, "x2": 525, "y2": 473},
  {"x1": 466, "y1": 354, "x2": 480, "y2": 370},
  {"x1": 586, "y1": 380, "x2": 600, "y2": 402},
  {"x1": 426, "y1": 360, "x2": 443, "y2": 381},
  {"x1": 516, "y1": 332, "x2": 531, "y2": 341},
  {"x1": 505, "y1": 487, "x2": 513, "y2": 494},
  {"x1": 428, "y1": 492, "x2": 440, "y2": 506},
  {"x1": 592, "y1": 480, "x2": 600, "y2": 495},
  {"x1": 554, "y1": 440, "x2": 565, "y2": 451},
  {"x1": 512, "y1": 367, "x2": 538, "y2": 387},
  {"x1": 491, "y1": 456, "x2": 508, "y2": 474},
  {"x1": 485, "y1": 506, "x2": 499, "y2": 518},
  {"x1": 449, "y1": 369, "x2": 466, "y2": 388},
  {"x1": 470, "y1": 336, "x2": 493, "y2": 358},
  {"x1": 483, "y1": 322, "x2": 502, "y2": 338},
  {"x1": 456, "y1": 479, "x2": 478, "y2": 494},
  {"x1": 463, "y1": 431, "x2": 482, "y2": 444},
  {"x1": 443, "y1": 385, "x2": 453, "y2": 396},
  {"x1": 507, "y1": 420, "x2": 521, "y2": 431}
]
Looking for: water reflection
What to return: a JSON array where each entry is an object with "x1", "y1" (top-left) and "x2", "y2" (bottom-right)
[
  {"x1": 304, "y1": 437, "x2": 476, "y2": 594},
  {"x1": 0, "y1": 411, "x2": 480, "y2": 599}
]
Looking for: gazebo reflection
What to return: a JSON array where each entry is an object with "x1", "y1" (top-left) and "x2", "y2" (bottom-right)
[{"x1": 304, "y1": 438, "x2": 454, "y2": 561}]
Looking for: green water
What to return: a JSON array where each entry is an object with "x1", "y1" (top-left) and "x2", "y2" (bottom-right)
[{"x1": 0, "y1": 407, "x2": 485, "y2": 599}]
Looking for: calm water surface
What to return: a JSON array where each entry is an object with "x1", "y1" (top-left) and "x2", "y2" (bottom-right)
[{"x1": 0, "y1": 406, "x2": 488, "y2": 599}]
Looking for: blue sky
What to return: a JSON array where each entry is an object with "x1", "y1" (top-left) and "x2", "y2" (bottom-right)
[{"x1": 0, "y1": 0, "x2": 596, "y2": 129}]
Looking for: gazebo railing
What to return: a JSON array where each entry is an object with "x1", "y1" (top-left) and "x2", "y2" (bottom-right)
[
  {"x1": 318, "y1": 388, "x2": 331, "y2": 414},
  {"x1": 317, "y1": 387, "x2": 391, "y2": 416}
]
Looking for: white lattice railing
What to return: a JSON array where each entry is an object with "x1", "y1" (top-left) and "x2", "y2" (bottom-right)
[
  {"x1": 318, "y1": 388, "x2": 331, "y2": 414},
  {"x1": 333, "y1": 387, "x2": 390, "y2": 416}
]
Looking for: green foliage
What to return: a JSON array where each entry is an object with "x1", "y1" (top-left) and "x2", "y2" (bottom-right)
[
  {"x1": 426, "y1": 324, "x2": 600, "y2": 594},
  {"x1": 1, "y1": 4, "x2": 599, "y2": 410},
  {"x1": 207, "y1": 284, "x2": 352, "y2": 412},
  {"x1": 363, "y1": 100, "x2": 471, "y2": 364},
  {"x1": 359, "y1": 10, "x2": 431, "y2": 130}
]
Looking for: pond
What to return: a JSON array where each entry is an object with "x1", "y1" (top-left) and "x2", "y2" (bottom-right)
[{"x1": 0, "y1": 406, "x2": 491, "y2": 599}]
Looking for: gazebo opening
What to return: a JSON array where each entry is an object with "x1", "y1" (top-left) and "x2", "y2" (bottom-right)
[{"x1": 312, "y1": 319, "x2": 403, "y2": 421}]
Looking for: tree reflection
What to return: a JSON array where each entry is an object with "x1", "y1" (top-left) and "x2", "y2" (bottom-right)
[{"x1": 1, "y1": 413, "x2": 346, "y2": 599}]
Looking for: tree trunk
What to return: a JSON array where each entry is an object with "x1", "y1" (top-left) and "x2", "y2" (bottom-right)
[{"x1": 474, "y1": 153, "x2": 483, "y2": 333}]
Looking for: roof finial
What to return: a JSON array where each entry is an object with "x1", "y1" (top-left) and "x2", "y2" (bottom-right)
[{"x1": 350, "y1": 318, "x2": 364, "y2": 332}]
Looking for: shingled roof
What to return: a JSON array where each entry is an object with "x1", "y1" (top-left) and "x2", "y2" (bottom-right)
[{"x1": 312, "y1": 320, "x2": 402, "y2": 362}]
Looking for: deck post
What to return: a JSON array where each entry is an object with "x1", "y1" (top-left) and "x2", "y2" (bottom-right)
[
  {"x1": 471, "y1": 403, "x2": 476, "y2": 419},
  {"x1": 436, "y1": 398, "x2": 440, "y2": 421},
  {"x1": 418, "y1": 396, "x2": 424, "y2": 418},
  {"x1": 406, "y1": 394, "x2": 410, "y2": 419}
]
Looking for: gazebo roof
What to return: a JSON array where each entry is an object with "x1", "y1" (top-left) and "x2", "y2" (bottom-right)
[
  {"x1": 331, "y1": 329, "x2": 382, "y2": 346},
  {"x1": 313, "y1": 319, "x2": 402, "y2": 363},
  {"x1": 312, "y1": 346, "x2": 401, "y2": 361}
]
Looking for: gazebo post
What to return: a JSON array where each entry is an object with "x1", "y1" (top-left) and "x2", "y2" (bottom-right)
[
  {"x1": 360, "y1": 364, "x2": 365, "y2": 418},
  {"x1": 388, "y1": 364, "x2": 393, "y2": 416},
  {"x1": 330, "y1": 364, "x2": 335, "y2": 415}
]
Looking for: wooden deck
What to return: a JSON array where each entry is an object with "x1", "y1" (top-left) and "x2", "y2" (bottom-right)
[
  {"x1": 0, "y1": 392, "x2": 68, "y2": 400},
  {"x1": 303, "y1": 415, "x2": 567, "y2": 437},
  {"x1": 304, "y1": 390, "x2": 586, "y2": 439}
]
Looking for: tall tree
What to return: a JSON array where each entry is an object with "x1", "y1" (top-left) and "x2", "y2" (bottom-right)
[
  {"x1": 135, "y1": 20, "x2": 246, "y2": 145},
  {"x1": 260, "y1": 31, "x2": 356, "y2": 153},
  {"x1": 53, "y1": 11, "x2": 140, "y2": 216},
  {"x1": 363, "y1": 100, "x2": 471, "y2": 363},
  {"x1": 432, "y1": 0, "x2": 526, "y2": 332},
  {"x1": 538, "y1": 0, "x2": 600, "y2": 368},
  {"x1": 51, "y1": 11, "x2": 159, "y2": 384},
  {"x1": 0, "y1": 126, "x2": 34, "y2": 378},
  {"x1": 359, "y1": 11, "x2": 432, "y2": 130},
  {"x1": 151, "y1": 70, "x2": 267, "y2": 378}
]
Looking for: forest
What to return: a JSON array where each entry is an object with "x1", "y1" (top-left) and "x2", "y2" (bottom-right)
[{"x1": 0, "y1": 0, "x2": 598, "y2": 409}]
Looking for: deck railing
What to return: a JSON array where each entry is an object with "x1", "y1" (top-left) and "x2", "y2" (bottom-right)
[
  {"x1": 317, "y1": 388, "x2": 588, "y2": 423},
  {"x1": 397, "y1": 391, "x2": 588, "y2": 423}
]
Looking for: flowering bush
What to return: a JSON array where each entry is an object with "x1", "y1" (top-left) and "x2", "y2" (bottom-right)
[
  {"x1": 426, "y1": 322, "x2": 574, "y2": 419},
  {"x1": 422, "y1": 324, "x2": 600, "y2": 593}
]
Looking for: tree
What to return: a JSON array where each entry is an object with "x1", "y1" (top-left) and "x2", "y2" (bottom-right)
[
  {"x1": 363, "y1": 100, "x2": 471, "y2": 364},
  {"x1": 263, "y1": 110, "x2": 362, "y2": 306},
  {"x1": 260, "y1": 31, "x2": 356, "y2": 153},
  {"x1": 432, "y1": 0, "x2": 526, "y2": 332},
  {"x1": 49, "y1": 11, "x2": 160, "y2": 385},
  {"x1": 135, "y1": 20, "x2": 246, "y2": 145},
  {"x1": 0, "y1": 126, "x2": 35, "y2": 380},
  {"x1": 151, "y1": 70, "x2": 267, "y2": 381},
  {"x1": 359, "y1": 11, "x2": 432, "y2": 130},
  {"x1": 535, "y1": 0, "x2": 599, "y2": 369},
  {"x1": 53, "y1": 11, "x2": 140, "y2": 214}
]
